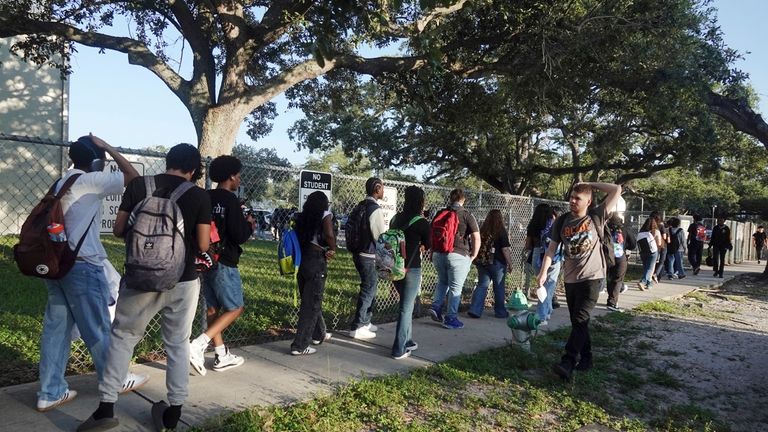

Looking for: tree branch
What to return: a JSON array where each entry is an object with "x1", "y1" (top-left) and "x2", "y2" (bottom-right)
[
  {"x1": 705, "y1": 90, "x2": 768, "y2": 147},
  {"x1": 1, "y1": 19, "x2": 192, "y2": 102}
]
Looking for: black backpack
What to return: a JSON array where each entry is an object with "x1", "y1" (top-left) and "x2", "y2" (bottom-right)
[
  {"x1": 345, "y1": 200, "x2": 375, "y2": 253},
  {"x1": 668, "y1": 228, "x2": 682, "y2": 253}
]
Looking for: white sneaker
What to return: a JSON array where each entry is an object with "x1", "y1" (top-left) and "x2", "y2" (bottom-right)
[
  {"x1": 37, "y1": 389, "x2": 77, "y2": 412},
  {"x1": 350, "y1": 327, "x2": 377, "y2": 339},
  {"x1": 312, "y1": 332, "x2": 332, "y2": 345},
  {"x1": 539, "y1": 320, "x2": 549, "y2": 326},
  {"x1": 120, "y1": 373, "x2": 150, "y2": 394},
  {"x1": 291, "y1": 346, "x2": 317, "y2": 356},
  {"x1": 620, "y1": 283, "x2": 628, "y2": 294},
  {"x1": 189, "y1": 339, "x2": 208, "y2": 376},
  {"x1": 392, "y1": 351, "x2": 411, "y2": 360},
  {"x1": 366, "y1": 323, "x2": 378, "y2": 332},
  {"x1": 213, "y1": 349, "x2": 245, "y2": 372}
]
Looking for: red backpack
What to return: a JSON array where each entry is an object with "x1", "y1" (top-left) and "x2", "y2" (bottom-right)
[
  {"x1": 13, "y1": 174, "x2": 93, "y2": 279},
  {"x1": 431, "y1": 208, "x2": 460, "y2": 253}
]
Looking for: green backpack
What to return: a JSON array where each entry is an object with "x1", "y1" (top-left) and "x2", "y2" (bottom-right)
[{"x1": 375, "y1": 215, "x2": 423, "y2": 281}]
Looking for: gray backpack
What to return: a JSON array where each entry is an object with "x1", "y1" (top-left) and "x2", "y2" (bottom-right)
[{"x1": 123, "y1": 176, "x2": 194, "y2": 292}]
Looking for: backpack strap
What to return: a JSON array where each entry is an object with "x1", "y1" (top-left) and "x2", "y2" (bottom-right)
[
  {"x1": 169, "y1": 181, "x2": 195, "y2": 203},
  {"x1": 52, "y1": 173, "x2": 83, "y2": 197},
  {"x1": 144, "y1": 175, "x2": 157, "y2": 197}
]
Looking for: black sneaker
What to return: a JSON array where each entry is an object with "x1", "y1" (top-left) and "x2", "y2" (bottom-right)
[
  {"x1": 693, "y1": 267, "x2": 700, "y2": 275},
  {"x1": 552, "y1": 300, "x2": 561, "y2": 309},
  {"x1": 551, "y1": 360, "x2": 573, "y2": 381}
]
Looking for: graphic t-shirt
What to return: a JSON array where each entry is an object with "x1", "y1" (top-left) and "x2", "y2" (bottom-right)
[
  {"x1": 551, "y1": 204, "x2": 606, "y2": 284},
  {"x1": 208, "y1": 189, "x2": 254, "y2": 267}
]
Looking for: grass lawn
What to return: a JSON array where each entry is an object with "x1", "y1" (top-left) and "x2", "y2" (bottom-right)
[
  {"x1": 0, "y1": 234, "x2": 647, "y2": 387},
  {"x1": 193, "y1": 311, "x2": 729, "y2": 432}
]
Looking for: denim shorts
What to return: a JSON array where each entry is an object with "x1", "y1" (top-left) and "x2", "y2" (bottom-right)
[{"x1": 202, "y1": 263, "x2": 245, "y2": 311}]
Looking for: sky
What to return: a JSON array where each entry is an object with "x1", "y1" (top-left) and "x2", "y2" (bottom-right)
[{"x1": 66, "y1": 0, "x2": 768, "y2": 166}]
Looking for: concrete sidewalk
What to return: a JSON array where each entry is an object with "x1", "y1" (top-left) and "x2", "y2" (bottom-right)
[{"x1": 3, "y1": 261, "x2": 763, "y2": 431}]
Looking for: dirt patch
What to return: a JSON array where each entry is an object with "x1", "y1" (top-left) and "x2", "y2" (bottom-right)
[{"x1": 596, "y1": 273, "x2": 768, "y2": 431}]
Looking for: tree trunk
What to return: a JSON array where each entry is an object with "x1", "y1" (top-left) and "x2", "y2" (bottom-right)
[{"x1": 196, "y1": 104, "x2": 251, "y2": 159}]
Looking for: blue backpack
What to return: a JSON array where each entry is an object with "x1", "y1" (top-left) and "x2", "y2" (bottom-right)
[{"x1": 278, "y1": 225, "x2": 301, "y2": 276}]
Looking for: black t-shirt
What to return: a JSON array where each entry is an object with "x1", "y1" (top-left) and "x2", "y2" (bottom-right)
[
  {"x1": 119, "y1": 174, "x2": 212, "y2": 282},
  {"x1": 526, "y1": 225, "x2": 541, "y2": 248},
  {"x1": 209, "y1": 189, "x2": 254, "y2": 267},
  {"x1": 753, "y1": 231, "x2": 766, "y2": 248},
  {"x1": 391, "y1": 212, "x2": 431, "y2": 268},
  {"x1": 493, "y1": 231, "x2": 512, "y2": 263}
]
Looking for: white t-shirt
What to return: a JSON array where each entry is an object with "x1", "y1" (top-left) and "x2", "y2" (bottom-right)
[{"x1": 55, "y1": 169, "x2": 124, "y2": 265}]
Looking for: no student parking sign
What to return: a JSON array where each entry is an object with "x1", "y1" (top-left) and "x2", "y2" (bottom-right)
[{"x1": 299, "y1": 170, "x2": 332, "y2": 209}]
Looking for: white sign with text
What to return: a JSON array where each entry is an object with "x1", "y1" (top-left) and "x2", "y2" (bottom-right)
[
  {"x1": 100, "y1": 161, "x2": 145, "y2": 233},
  {"x1": 299, "y1": 170, "x2": 332, "y2": 209},
  {"x1": 378, "y1": 186, "x2": 398, "y2": 230}
]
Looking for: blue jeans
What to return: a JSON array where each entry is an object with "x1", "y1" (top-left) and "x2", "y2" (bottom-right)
[
  {"x1": 392, "y1": 267, "x2": 422, "y2": 357},
  {"x1": 535, "y1": 257, "x2": 562, "y2": 321},
  {"x1": 468, "y1": 260, "x2": 508, "y2": 318},
  {"x1": 655, "y1": 248, "x2": 668, "y2": 278},
  {"x1": 640, "y1": 252, "x2": 658, "y2": 287},
  {"x1": 431, "y1": 252, "x2": 472, "y2": 319},
  {"x1": 351, "y1": 255, "x2": 378, "y2": 330},
  {"x1": 39, "y1": 262, "x2": 110, "y2": 402},
  {"x1": 666, "y1": 250, "x2": 686, "y2": 277},
  {"x1": 202, "y1": 263, "x2": 245, "y2": 311}
]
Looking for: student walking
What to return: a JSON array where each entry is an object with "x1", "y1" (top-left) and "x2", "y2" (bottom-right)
[
  {"x1": 348, "y1": 178, "x2": 386, "y2": 339},
  {"x1": 290, "y1": 191, "x2": 337, "y2": 355},
  {"x1": 524, "y1": 204, "x2": 562, "y2": 324},
  {"x1": 687, "y1": 214, "x2": 706, "y2": 274},
  {"x1": 390, "y1": 186, "x2": 431, "y2": 359},
  {"x1": 636, "y1": 217, "x2": 662, "y2": 291},
  {"x1": 429, "y1": 189, "x2": 480, "y2": 330},
  {"x1": 606, "y1": 214, "x2": 635, "y2": 312},
  {"x1": 189, "y1": 156, "x2": 255, "y2": 375},
  {"x1": 79, "y1": 144, "x2": 211, "y2": 432},
  {"x1": 753, "y1": 226, "x2": 766, "y2": 264},
  {"x1": 710, "y1": 216, "x2": 732, "y2": 278},
  {"x1": 468, "y1": 209, "x2": 514, "y2": 319},
  {"x1": 35, "y1": 135, "x2": 145, "y2": 413},
  {"x1": 536, "y1": 182, "x2": 622, "y2": 381},
  {"x1": 665, "y1": 218, "x2": 687, "y2": 279}
]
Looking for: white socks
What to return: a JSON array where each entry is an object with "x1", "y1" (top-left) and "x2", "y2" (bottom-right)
[
  {"x1": 194, "y1": 334, "x2": 211, "y2": 346},
  {"x1": 214, "y1": 345, "x2": 227, "y2": 357}
]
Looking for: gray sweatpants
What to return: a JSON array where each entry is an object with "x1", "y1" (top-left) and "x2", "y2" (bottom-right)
[{"x1": 99, "y1": 279, "x2": 199, "y2": 405}]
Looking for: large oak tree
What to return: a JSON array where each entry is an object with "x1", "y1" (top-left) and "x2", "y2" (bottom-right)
[
  {"x1": 287, "y1": 0, "x2": 768, "y2": 195},
  {"x1": 2, "y1": 0, "x2": 767, "y2": 173}
]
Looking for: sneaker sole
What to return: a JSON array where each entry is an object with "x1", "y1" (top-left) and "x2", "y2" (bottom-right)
[
  {"x1": 392, "y1": 352, "x2": 411, "y2": 360},
  {"x1": 189, "y1": 359, "x2": 207, "y2": 376},
  {"x1": 441, "y1": 324, "x2": 464, "y2": 330},
  {"x1": 37, "y1": 392, "x2": 77, "y2": 412},
  {"x1": 213, "y1": 358, "x2": 245, "y2": 372}
]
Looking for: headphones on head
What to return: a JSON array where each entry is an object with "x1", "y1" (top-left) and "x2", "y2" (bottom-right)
[{"x1": 76, "y1": 137, "x2": 106, "y2": 172}]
